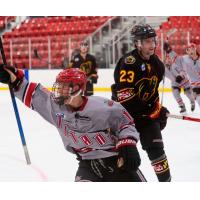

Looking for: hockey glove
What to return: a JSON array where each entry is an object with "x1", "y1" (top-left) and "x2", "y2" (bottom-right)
[
  {"x1": 116, "y1": 138, "x2": 141, "y2": 171},
  {"x1": 159, "y1": 106, "x2": 170, "y2": 130},
  {"x1": 111, "y1": 83, "x2": 118, "y2": 101},
  {"x1": 91, "y1": 74, "x2": 98, "y2": 84},
  {"x1": 88, "y1": 74, "x2": 98, "y2": 84},
  {"x1": 163, "y1": 42, "x2": 172, "y2": 54},
  {"x1": 175, "y1": 75, "x2": 183, "y2": 84},
  {"x1": 148, "y1": 101, "x2": 169, "y2": 131},
  {"x1": 0, "y1": 64, "x2": 24, "y2": 91}
]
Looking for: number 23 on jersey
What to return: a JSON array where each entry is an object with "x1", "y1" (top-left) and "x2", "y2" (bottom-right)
[{"x1": 120, "y1": 70, "x2": 134, "y2": 83}]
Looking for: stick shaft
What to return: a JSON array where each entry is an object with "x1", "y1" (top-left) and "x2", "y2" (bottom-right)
[
  {"x1": 168, "y1": 113, "x2": 200, "y2": 123},
  {"x1": 0, "y1": 37, "x2": 31, "y2": 165}
]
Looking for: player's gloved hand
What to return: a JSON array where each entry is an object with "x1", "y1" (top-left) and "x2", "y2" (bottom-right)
[
  {"x1": 91, "y1": 74, "x2": 98, "y2": 84},
  {"x1": 158, "y1": 106, "x2": 170, "y2": 130},
  {"x1": 0, "y1": 64, "x2": 24, "y2": 91},
  {"x1": 149, "y1": 101, "x2": 170, "y2": 131},
  {"x1": 163, "y1": 42, "x2": 172, "y2": 53},
  {"x1": 175, "y1": 75, "x2": 183, "y2": 84},
  {"x1": 111, "y1": 83, "x2": 118, "y2": 101},
  {"x1": 116, "y1": 138, "x2": 141, "y2": 171},
  {"x1": 88, "y1": 74, "x2": 98, "y2": 84}
]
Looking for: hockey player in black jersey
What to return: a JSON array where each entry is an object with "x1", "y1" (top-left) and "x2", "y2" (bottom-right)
[
  {"x1": 111, "y1": 24, "x2": 171, "y2": 181},
  {"x1": 69, "y1": 41, "x2": 98, "y2": 96}
]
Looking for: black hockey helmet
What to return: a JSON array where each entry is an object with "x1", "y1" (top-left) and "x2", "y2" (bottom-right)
[{"x1": 131, "y1": 24, "x2": 156, "y2": 41}]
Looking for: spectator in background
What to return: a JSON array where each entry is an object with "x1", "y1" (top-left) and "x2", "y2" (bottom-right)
[{"x1": 69, "y1": 41, "x2": 98, "y2": 96}]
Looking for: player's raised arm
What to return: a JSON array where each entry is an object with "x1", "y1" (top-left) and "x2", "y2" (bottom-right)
[{"x1": 0, "y1": 65, "x2": 56, "y2": 126}]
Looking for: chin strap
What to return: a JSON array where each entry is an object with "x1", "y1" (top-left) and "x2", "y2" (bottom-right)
[
  {"x1": 68, "y1": 89, "x2": 83, "y2": 104},
  {"x1": 56, "y1": 88, "x2": 83, "y2": 105}
]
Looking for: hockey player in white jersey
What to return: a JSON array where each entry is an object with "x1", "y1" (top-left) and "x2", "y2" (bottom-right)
[
  {"x1": 0, "y1": 66, "x2": 146, "y2": 182},
  {"x1": 164, "y1": 48, "x2": 195, "y2": 113},
  {"x1": 182, "y1": 43, "x2": 200, "y2": 109}
]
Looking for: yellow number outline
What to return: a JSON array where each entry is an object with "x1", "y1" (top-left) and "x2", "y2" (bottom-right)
[{"x1": 120, "y1": 70, "x2": 134, "y2": 83}]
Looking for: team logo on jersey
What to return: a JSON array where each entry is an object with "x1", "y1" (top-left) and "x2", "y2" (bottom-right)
[
  {"x1": 141, "y1": 63, "x2": 146, "y2": 71},
  {"x1": 80, "y1": 61, "x2": 92, "y2": 75},
  {"x1": 125, "y1": 56, "x2": 136, "y2": 64},
  {"x1": 135, "y1": 76, "x2": 158, "y2": 101}
]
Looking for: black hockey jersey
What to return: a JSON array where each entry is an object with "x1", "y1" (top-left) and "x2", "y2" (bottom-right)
[
  {"x1": 69, "y1": 53, "x2": 98, "y2": 80},
  {"x1": 112, "y1": 49, "x2": 165, "y2": 117}
]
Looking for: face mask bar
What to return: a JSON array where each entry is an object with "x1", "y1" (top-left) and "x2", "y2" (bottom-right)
[{"x1": 52, "y1": 82, "x2": 82, "y2": 105}]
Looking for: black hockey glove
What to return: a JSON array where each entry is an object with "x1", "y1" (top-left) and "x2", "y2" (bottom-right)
[
  {"x1": 111, "y1": 83, "x2": 118, "y2": 101},
  {"x1": 175, "y1": 75, "x2": 183, "y2": 84},
  {"x1": 116, "y1": 138, "x2": 141, "y2": 171},
  {"x1": 0, "y1": 64, "x2": 24, "y2": 91},
  {"x1": 158, "y1": 106, "x2": 170, "y2": 131},
  {"x1": 163, "y1": 42, "x2": 172, "y2": 54},
  {"x1": 88, "y1": 74, "x2": 98, "y2": 84}
]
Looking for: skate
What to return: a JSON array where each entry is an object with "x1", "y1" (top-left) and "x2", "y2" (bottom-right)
[
  {"x1": 179, "y1": 105, "x2": 186, "y2": 113},
  {"x1": 191, "y1": 103, "x2": 195, "y2": 112}
]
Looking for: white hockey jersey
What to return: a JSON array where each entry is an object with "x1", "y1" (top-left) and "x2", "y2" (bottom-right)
[
  {"x1": 14, "y1": 79, "x2": 139, "y2": 160},
  {"x1": 165, "y1": 55, "x2": 190, "y2": 88},
  {"x1": 180, "y1": 55, "x2": 200, "y2": 88}
]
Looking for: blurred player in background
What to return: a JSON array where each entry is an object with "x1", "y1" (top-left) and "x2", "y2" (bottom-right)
[
  {"x1": 111, "y1": 24, "x2": 171, "y2": 182},
  {"x1": 183, "y1": 43, "x2": 200, "y2": 109},
  {"x1": 0, "y1": 66, "x2": 146, "y2": 182},
  {"x1": 164, "y1": 42, "x2": 195, "y2": 113},
  {"x1": 69, "y1": 41, "x2": 98, "y2": 96},
  {"x1": 165, "y1": 42, "x2": 200, "y2": 110}
]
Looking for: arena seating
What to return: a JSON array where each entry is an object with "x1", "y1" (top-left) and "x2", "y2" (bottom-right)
[
  {"x1": 2, "y1": 16, "x2": 111, "y2": 69},
  {"x1": 158, "y1": 16, "x2": 200, "y2": 55}
]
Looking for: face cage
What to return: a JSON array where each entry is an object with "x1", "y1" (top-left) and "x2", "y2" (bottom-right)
[
  {"x1": 186, "y1": 46, "x2": 197, "y2": 55},
  {"x1": 52, "y1": 82, "x2": 83, "y2": 105}
]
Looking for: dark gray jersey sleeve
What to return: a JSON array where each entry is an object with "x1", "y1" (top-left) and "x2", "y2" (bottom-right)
[
  {"x1": 109, "y1": 102, "x2": 139, "y2": 141},
  {"x1": 14, "y1": 79, "x2": 56, "y2": 126}
]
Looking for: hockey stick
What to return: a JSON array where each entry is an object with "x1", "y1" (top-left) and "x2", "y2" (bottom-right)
[
  {"x1": 160, "y1": 28, "x2": 177, "y2": 105},
  {"x1": 166, "y1": 28, "x2": 177, "y2": 40},
  {"x1": 160, "y1": 76, "x2": 165, "y2": 106},
  {"x1": 0, "y1": 37, "x2": 31, "y2": 165},
  {"x1": 167, "y1": 113, "x2": 200, "y2": 123}
]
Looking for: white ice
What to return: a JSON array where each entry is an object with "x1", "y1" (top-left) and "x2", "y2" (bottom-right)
[{"x1": 0, "y1": 90, "x2": 200, "y2": 181}]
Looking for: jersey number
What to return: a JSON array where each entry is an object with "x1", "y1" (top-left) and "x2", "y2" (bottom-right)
[{"x1": 120, "y1": 70, "x2": 134, "y2": 83}]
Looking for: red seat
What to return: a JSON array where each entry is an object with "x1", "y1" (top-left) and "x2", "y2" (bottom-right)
[{"x1": 2, "y1": 16, "x2": 111, "y2": 69}]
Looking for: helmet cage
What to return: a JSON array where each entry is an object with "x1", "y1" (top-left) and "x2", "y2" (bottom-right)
[
  {"x1": 186, "y1": 43, "x2": 197, "y2": 54},
  {"x1": 52, "y1": 69, "x2": 87, "y2": 105},
  {"x1": 52, "y1": 81, "x2": 83, "y2": 105}
]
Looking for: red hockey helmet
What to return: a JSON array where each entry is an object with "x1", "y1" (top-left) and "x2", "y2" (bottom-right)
[
  {"x1": 56, "y1": 68, "x2": 87, "y2": 86},
  {"x1": 52, "y1": 68, "x2": 87, "y2": 105}
]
